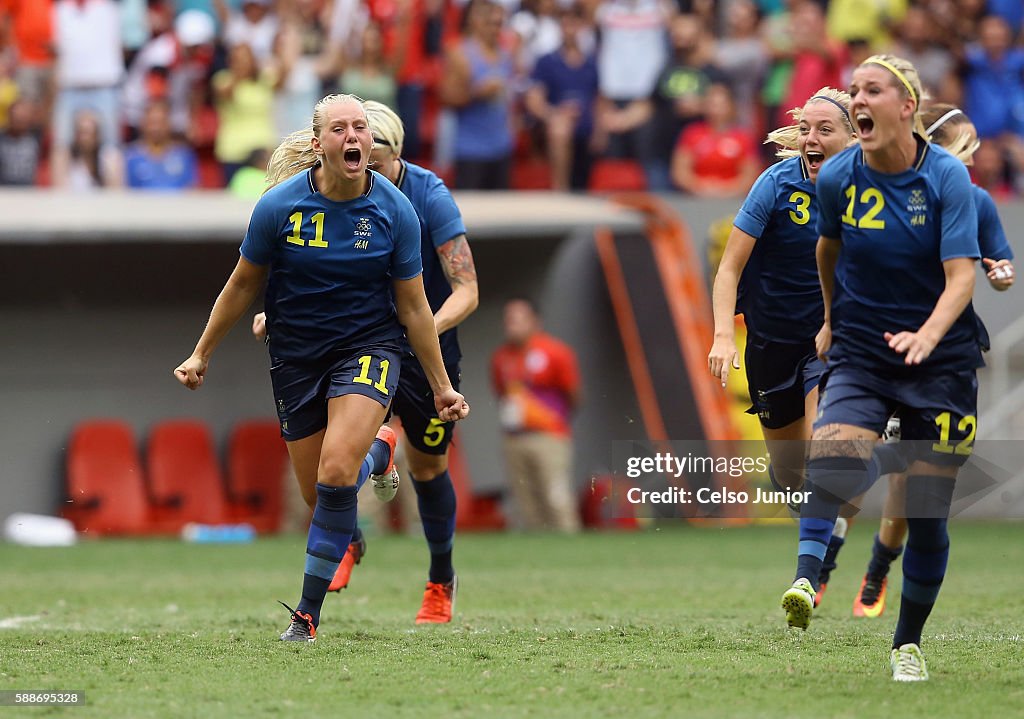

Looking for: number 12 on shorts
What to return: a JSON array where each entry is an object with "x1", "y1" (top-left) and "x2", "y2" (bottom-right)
[
  {"x1": 932, "y1": 411, "x2": 976, "y2": 456},
  {"x1": 353, "y1": 355, "x2": 390, "y2": 395}
]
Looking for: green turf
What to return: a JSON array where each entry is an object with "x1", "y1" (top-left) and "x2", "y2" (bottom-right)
[{"x1": 2, "y1": 523, "x2": 1023, "y2": 718}]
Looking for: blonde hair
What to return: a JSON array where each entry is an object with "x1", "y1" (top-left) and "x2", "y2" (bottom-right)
[
  {"x1": 921, "y1": 103, "x2": 980, "y2": 164},
  {"x1": 859, "y1": 54, "x2": 930, "y2": 139},
  {"x1": 363, "y1": 100, "x2": 405, "y2": 159},
  {"x1": 265, "y1": 94, "x2": 366, "y2": 190},
  {"x1": 765, "y1": 87, "x2": 855, "y2": 158}
]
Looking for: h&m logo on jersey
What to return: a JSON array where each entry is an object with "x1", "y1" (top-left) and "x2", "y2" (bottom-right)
[
  {"x1": 353, "y1": 217, "x2": 372, "y2": 249},
  {"x1": 907, "y1": 189, "x2": 928, "y2": 226}
]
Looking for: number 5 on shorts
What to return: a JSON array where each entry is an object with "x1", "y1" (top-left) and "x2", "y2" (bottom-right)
[
  {"x1": 423, "y1": 418, "x2": 446, "y2": 448},
  {"x1": 932, "y1": 411, "x2": 976, "y2": 456},
  {"x1": 353, "y1": 355, "x2": 390, "y2": 395}
]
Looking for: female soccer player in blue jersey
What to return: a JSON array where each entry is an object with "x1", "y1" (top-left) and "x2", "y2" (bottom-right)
[
  {"x1": 253, "y1": 100, "x2": 479, "y2": 624},
  {"x1": 709, "y1": 87, "x2": 856, "y2": 503},
  {"x1": 174, "y1": 94, "x2": 469, "y2": 643},
  {"x1": 780, "y1": 56, "x2": 982, "y2": 682},
  {"x1": 847, "y1": 103, "x2": 1015, "y2": 620}
]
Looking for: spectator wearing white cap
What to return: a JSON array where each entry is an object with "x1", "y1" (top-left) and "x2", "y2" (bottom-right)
[{"x1": 215, "y1": 0, "x2": 280, "y2": 63}]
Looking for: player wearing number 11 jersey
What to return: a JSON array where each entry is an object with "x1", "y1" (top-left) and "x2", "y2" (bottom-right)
[{"x1": 175, "y1": 94, "x2": 469, "y2": 643}]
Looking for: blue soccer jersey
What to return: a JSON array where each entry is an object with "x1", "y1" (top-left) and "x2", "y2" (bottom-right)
[
  {"x1": 393, "y1": 160, "x2": 468, "y2": 365},
  {"x1": 974, "y1": 185, "x2": 1014, "y2": 261},
  {"x1": 816, "y1": 140, "x2": 982, "y2": 372},
  {"x1": 733, "y1": 156, "x2": 823, "y2": 343},
  {"x1": 240, "y1": 168, "x2": 423, "y2": 361}
]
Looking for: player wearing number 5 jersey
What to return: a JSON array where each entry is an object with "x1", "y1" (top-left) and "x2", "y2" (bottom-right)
[
  {"x1": 780, "y1": 56, "x2": 981, "y2": 682},
  {"x1": 174, "y1": 94, "x2": 469, "y2": 644}
]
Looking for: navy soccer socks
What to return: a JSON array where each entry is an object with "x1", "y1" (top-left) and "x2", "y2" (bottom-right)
[
  {"x1": 368, "y1": 437, "x2": 391, "y2": 474},
  {"x1": 411, "y1": 470, "x2": 457, "y2": 584},
  {"x1": 296, "y1": 483, "x2": 358, "y2": 627},
  {"x1": 797, "y1": 446, "x2": 908, "y2": 591},
  {"x1": 867, "y1": 532, "x2": 903, "y2": 581},
  {"x1": 892, "y1": 475, "x2": 955, "y2": 648}
]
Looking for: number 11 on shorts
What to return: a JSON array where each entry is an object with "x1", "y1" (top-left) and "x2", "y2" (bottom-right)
[{"x1": 353, "y1": 355, "x2": 390, "y2": 395}]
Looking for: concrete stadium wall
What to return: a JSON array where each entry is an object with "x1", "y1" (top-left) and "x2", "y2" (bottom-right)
[
  {"x1": 0, "y1": 198, "x2": 648, "y2": 523},
  {"x1": 2, "y1": 192, "x2": 1022, "y2": 523}
]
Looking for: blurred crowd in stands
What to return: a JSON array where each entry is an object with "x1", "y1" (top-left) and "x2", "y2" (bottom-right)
[{"x1": 1, "y1": 0, "x2": 1023, "y2": 197}]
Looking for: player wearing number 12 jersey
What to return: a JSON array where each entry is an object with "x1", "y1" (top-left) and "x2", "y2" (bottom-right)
[{"x1": 781, "y1": 55, "x2": 981, "y2": 682}]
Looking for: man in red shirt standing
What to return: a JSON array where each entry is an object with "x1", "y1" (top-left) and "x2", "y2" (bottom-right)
[{"x1": 491, "y1": 298, "x2": 581, "y2": 532}]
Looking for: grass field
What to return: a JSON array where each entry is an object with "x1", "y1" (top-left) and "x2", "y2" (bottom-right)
[{"x1": 2, "y1": 523, "x2": 1023, "y2": 718}]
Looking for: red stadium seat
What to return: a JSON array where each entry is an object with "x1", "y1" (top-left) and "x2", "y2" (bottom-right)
[
  {"x1": 588, "y1": 159, "x2": 648, "y2": 192},
  {"x1": 64, "y1": 420, "x2": 150, "y2": 535},
  {"x1": 146, "y1": 419, "x2": 228, "y2": 533},
  {"x1": 226, "y1": 419, "x2": 288, "y2": 533},
  {"x1": 511, "y1": 157, "x2": 553, "y2": 190},
  {"x1": 450, "y1": 442, "x2": 506, "y2": 531}
]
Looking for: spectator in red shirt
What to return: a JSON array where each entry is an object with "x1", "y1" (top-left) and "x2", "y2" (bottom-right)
[
  {"x1": 0, "y1": 0, "x2": 54, "y2": 117},
  {"x1": 670, "y1": 82, "x2": 759, "y2": 197},
  {"x1": 491, "y1": 297, "x2": 581, "y2": 532}
]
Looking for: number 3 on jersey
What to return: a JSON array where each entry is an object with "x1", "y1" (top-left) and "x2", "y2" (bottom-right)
[
  {"x1": 353, "y1": 355, "x2": 390, "y2": 395},
  {"x1": 788, "y1": 191, "x2": 811, "y2": 225}
]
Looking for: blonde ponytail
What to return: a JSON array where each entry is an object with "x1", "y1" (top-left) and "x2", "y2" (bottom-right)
[
  {"x1": 265, "y1": 129, "x2": 319, "y2": 190},
  {"x1": 920, "y1": 103, "x2": 981, "y2": 165}
]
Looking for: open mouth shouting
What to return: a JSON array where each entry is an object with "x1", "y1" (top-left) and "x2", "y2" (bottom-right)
[
  {"x1": 343, "y1": 147, "x2": 363, "y2": 172},
  {"x1": 804, "y1": 150, "x2": 825, "y2": 173},
  {"x1": 855, "y1": 112, "x2": 875, "y2": 141}
]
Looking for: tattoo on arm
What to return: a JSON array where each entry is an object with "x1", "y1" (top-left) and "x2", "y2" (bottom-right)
[{"x1": 437, "y1": 235, "x2": 478, "y2": 288}]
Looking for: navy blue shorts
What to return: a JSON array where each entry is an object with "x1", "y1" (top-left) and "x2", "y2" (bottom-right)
[
  {"x1": 744, "y1": 335, "x2": 824, "y2": 429},
  {"x1": 391, "y1": 354, "x2": 461, "y2": 455},
  {"x1": 814, "y1": 365, "x2": 978, "y2": 467},
  {"x1": 270, "y1": 343, "x2": 402, "y2": 441}
]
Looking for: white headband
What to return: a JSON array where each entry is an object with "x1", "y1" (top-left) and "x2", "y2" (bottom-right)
[{"x1": 925, "y1": 109, "x2": 964, "y2": 137}]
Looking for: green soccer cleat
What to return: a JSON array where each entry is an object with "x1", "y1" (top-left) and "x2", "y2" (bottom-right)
[
  {"x1": 890, "y1": 643, "x2": 929, "y2": 682},
  {"x1": 781, "y1": 578, "x2": 816, "y2": 630}
]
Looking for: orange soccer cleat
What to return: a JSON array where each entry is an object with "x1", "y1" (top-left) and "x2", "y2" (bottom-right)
[
  {"x1": 328, "y1": 534, "x2": 366, "y2": 592},
  {"x1": 415, "y1": 575, "x2": 458, "y2": 624},
  {"x1": 370, "y1": 425, "x2": 400, "y2": 502},
  {"x1": 852, "y1": 575, "x2": 888, "y2": 618}
]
